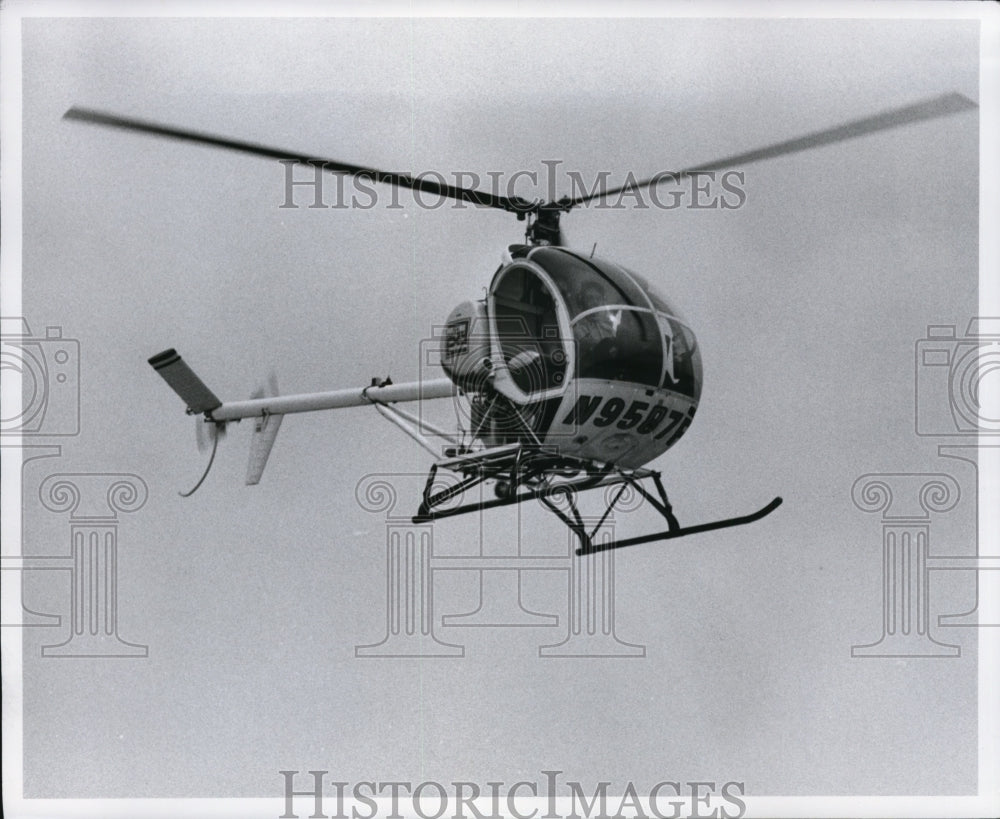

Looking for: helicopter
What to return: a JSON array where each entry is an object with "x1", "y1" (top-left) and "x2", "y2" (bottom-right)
[{"x1": 64, "y1": 91, "x2": 975, "y2": 555}]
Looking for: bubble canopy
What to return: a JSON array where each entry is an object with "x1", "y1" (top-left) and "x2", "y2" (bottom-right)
[{"x1": 489, "y1": 246, "x2": 702, "y2": 400}]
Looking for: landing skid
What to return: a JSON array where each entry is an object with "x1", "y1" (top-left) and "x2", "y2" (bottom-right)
[{"x1": 576, "y1": 497, "x2": 783, "y2": 555}]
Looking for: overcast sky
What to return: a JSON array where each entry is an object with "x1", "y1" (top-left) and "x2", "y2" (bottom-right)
[{"x1": 6, "y1": 9, "x2": 989, "y2": 808}]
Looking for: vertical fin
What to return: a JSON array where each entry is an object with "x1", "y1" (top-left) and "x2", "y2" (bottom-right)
[{"x1": 245, "y1": 373, "x2": 283, "y2": 486}]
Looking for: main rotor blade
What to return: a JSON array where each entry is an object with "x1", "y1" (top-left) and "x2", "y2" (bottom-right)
[
  {"x1": 569, "y1": 91, "x2": 977, "y2": 206},
  {"x1": 63, "y1": 106, "x2": 534, "y2": 214}
]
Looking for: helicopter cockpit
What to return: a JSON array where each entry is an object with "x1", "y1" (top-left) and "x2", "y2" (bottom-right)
[
  {"x1": 489, "y1": 246, "x2": 702, "y2": 402},
  {"x1": 439, "y1": 245, "x2": 703, "y2": 453}
]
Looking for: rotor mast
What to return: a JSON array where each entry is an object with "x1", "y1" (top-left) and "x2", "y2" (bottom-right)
[{"x1": 523, "y1": 198, "x2": 572, "y2": 246}]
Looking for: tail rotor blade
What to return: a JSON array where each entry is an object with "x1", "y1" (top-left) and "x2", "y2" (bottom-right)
[
  {"x1": 195, "y1": 417, "x2": 212, "y2": 452},
  {"x1": 194, "y1": 416, "x2": 226, "y2": 452}
]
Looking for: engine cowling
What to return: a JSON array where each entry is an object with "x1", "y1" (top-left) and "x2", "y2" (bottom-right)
[{"x1": 440, "y1": 300, "x2": 492, "y2": 390}]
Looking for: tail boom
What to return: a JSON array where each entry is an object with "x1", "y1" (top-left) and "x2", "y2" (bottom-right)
[
  {"x1": 148, "y1": 348, "x2": 456, "y2": 421},
  {"x1": 149, "y1": 348, "x2": 458, "y2": 489},
  {"x1": 210, "y1": 378, "x2": 457, "y2": 421}
]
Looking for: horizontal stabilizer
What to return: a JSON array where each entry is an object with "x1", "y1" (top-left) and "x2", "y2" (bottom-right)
[
  {"x1": 148, "y1": 349, "x2": 222, "y2": 414},
  {"x1": 245, "y1": 372, "x2": 283, "y2": 485}
]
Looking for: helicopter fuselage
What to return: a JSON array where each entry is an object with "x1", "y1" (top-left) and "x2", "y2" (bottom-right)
[{"x1": 440, "y1": 244, "x2": 703, "y2": 470}]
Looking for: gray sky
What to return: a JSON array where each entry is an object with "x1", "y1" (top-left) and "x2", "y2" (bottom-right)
[{"x1": 8, "y1": 10, "x2": 988, "y2": 808}]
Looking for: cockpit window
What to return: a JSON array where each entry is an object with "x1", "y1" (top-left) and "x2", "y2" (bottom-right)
[
  {"x1": 660, "y1": 316, "x2": 701, "y2": 399},
  {"x1": 572, "y1": 307, "x2": 663, "y2": 387},
  {"x1": 491, "y1": 266, "x2": 568, "y2": 395},
  {"x1": 530, "y1": 247, "x2": 652, "y2": 317},
  {"x1": 621, "y1": 267, "x2": 682, "y2": 318},
  {"x1": 522, "y1": 248, "x2": 664, "y2": 388}
]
